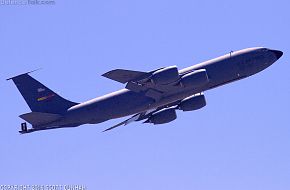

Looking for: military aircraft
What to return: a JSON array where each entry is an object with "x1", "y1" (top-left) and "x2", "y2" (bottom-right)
[{"x1": 7, "y1": 47, "x2": 283, "y2": 134}]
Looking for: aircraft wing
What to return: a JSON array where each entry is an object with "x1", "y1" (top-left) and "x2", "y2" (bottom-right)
[
  {"x1": 102, "y1": 109, "x2": 159, "y2": 132},
  {"x1": 102, "y1": 101, "x2": 180, "y2": 132},
  {"x1": 102, "y1": 69, "x2": 151, "y2": 84},
  {"x1": 102, "y1": 67, "x2": 181, "y2": 101},
  {"x1": 102, "y1": 113, "x2": 143, "y2": 132}
]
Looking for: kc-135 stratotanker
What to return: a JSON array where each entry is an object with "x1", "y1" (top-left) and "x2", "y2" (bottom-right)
[{"x1": 8, "y1": 47, "x2": 283, "y2": 133}]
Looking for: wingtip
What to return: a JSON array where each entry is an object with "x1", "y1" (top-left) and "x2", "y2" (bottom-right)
[
  {"x1": 101, "y1": 69, "x2": 122, "y2": 78},
  {"x1": 102, "y1": 126, "x2": 115, "y2": 132},
  {"x1": 101, "y1": 126, "x2": 113, "y2": 132}
]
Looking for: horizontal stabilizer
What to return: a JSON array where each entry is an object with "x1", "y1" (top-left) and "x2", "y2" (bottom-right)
[
  {"x1": 19, "y1": 112, "x2": 62, "y2": 127},
  {"x1": 102, "y1": 69, "x2": 149, "y2": 84}
]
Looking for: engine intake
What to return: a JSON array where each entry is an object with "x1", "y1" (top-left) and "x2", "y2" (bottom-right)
[
  {"x1": 145, "y1": 108, "x2": 177, "y2": 125},
  {"x1": 151, "y1": 66, "x2": 179, "y2": 85},
  {"x1": 179, "y1": 94, "x2": 206, "y2": 111},
  {"x1": 180, "y1": 69, "x2": 209, "y2": 88}
]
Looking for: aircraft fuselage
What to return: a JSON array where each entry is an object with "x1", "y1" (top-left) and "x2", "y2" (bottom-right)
[{"x1": 50, "y1": 47, "x2": 281, "y2": 128}]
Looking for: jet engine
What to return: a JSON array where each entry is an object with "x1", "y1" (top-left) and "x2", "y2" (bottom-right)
[
  {"x1": 180, "y1": 69, "x2": 209, "y2": 88},
  {"x1": 145, "y1": 108, "x2": 177, "y2": 124},
  {"x1": 151, "y1": 66, "x2": 180, "y2": 85},
  {"x1": 178, "y1": 94, "x2": 206, "y2": 111}
]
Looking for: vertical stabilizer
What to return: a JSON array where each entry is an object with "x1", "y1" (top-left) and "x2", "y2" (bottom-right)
[{"x1": 7, "y1": 73, "x2": 78, "y2": 114}]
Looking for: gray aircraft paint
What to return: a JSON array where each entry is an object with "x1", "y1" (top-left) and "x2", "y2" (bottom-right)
[{"x1": 8, "y1": 47, "x2": 283, "y2": 133}]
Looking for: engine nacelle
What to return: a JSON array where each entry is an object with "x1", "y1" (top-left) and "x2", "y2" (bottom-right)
[
  {"x1": 145, "y1": 108, "x2": 177, "y2": 125},
  {"x1": 151, "y1": 66, "x2": 179, "y2": 85},
  {"x1": 180, "y1": 69, "x2": 209, "y2": 88},
  {"x1": 179, "y1": 94, "x2": 206, "y2": 111}
]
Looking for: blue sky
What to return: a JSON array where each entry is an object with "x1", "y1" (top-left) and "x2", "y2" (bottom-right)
[{"x1": 1, "y1": 0, "x2": 290, "y2": 189}]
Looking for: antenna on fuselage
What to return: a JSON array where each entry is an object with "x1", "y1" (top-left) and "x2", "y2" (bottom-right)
[{"x1": 230, "y1": 50, "x2": 234, "y2": 58}]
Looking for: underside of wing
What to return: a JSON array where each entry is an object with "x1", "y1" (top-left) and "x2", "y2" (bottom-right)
[
  {"x1": 102, "y1": 100, "x2": 181, "y2": 132},
  {"x1": 102, "y1": 91, "x2": 207, "y2": 132},
  {"x1": 102, "y1": 113, "x2": 141, "y2": 132},
  {"x1": 102, "y1": 110, "x2": 155, "y2": 132}
]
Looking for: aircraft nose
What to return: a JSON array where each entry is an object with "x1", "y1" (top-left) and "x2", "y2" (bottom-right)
[{"x1": 270, "y1": 49, "x2": 283, "y2": 60}]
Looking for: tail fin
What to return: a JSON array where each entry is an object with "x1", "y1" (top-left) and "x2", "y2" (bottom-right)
[{"x1": 7, "y1": 72, "x2": 78, "y2": 114}]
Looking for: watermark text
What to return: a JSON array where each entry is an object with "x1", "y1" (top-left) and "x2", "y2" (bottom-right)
[{"x1": 0, "y1": 0, "x2": 56, "y2": 6}]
